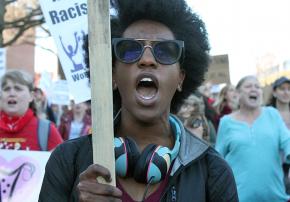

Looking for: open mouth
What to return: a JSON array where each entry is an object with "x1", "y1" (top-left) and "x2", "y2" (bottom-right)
[
  {"x1": 8, "y1": 100, "x2": 17, "y2": 105},
  {"x1": 136, "y1": 75, "x2": 158, "y2": 100},
  {"x1": 249, "y1": 95, "x2": 258, "y2": 101}
]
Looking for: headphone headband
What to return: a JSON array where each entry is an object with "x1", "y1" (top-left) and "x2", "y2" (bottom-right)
[{"x1": 168, "y1": 115, "x2": 181, "y2": 160}]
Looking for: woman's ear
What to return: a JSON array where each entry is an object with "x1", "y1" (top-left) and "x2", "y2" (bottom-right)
[
  {"x1": 112, "y1": 80, "x2": 117, "y2": 90},
  {"x1": 29, "y1": 91, "x2": 35, "y2": 103},
  {"x1": 178, "y1": 69, "x2": 185, "y2": 92}
]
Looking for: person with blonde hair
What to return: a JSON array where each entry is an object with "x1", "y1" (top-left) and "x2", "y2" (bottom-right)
[
  {"x1": 216, "y1": 75, "x2": 290, "y2": 202},
  {"x1": 0, "y1": 69, "x2": 63, "y2": 151},
  {"x1": 213, "y1": 84, "x2": 238, "y2": 128}
]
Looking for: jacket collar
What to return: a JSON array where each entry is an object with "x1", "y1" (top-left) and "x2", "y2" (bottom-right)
[
  {"x1": 169, "y1": 115, "x2": 209, "y2": 175},
  {"x1": 113, "y1": 112, "x2": 209, "y2": 175}
]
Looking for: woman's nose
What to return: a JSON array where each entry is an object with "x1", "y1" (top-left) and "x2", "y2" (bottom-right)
[
  {"x1": 137, "y1": 47, "x2": 158, "y2": 68},
  {"x1": 7, "y1": 88, "x2": 16, "y2": 95}
]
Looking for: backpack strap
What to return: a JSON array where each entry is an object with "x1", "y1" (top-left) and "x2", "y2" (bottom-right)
[{"x1": 37, "y1": 119, "x2": 51, "y2": 151}]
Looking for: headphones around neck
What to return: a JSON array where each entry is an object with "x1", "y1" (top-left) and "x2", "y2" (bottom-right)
[{"x1": 114, "y1": 115, "x2": 181, "y2": 184}]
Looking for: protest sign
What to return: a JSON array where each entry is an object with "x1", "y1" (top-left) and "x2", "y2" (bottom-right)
[
  {"x1": 49, "y1": 80, "x2": 70, "y2": 105},
  {"x1": 205, "y1": 54, "x2": 230, "y2": 84},
  {"x1": 40, "y1": 0, "x2": 115, "y2": 185},
  {"x1": 39, "y1": 0, "x2": 89, "y2": 103},
  {"x1": 38, "y1": 70, "x2": 53, "y2": 95},
  {"x1": 0, "y1": 48, "x2": 6, "y2": 78},
  {"x1": 0, "y1": 150, "x2": 51, "y2": 202}
]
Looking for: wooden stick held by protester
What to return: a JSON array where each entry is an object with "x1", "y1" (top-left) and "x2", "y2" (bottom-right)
[{"x1": 87, "y1": 0, "x2": 115, "y2": 185}]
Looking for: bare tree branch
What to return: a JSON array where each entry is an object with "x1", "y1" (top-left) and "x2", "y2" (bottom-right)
[
  {"x1": 23, "y1": 39, "x2": 57, "y2": 55},
  {"x1": 39, "y1": 25, "x2": 51, "y2": 35},
  {"x1": 3, "y1": 19, "x2": 43, "y2": 46},
  {"x1": 1, "y1": 1, "x2": 46, "y2": 47},
  {"x1": 4, "y1": 6, "x2": 43, "y2": 28},
  {"x1": 4, "y1": 0, "x2": 18, "y2": 6}
]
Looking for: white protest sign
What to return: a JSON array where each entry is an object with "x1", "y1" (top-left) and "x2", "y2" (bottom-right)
[
  {"x1": 49, "y1": 80, "x2": 70, "y2": 105},
  {"x1": 0, "y1": 48, "x2": 6, "y2": 78},
  {"x1": 0, "y1": 150, "x2": 51, "y2": 202},
  {"x1": 38, "y1": 70, "x2": 53, "y2": 95},
  {"x1": 39, "y1": 0, "x2": 90, "y2": 104}
]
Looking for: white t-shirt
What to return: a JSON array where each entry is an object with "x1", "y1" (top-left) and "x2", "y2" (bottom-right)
[{"x1": 69, "y1": 121, "x2": 84, "y2": 140}]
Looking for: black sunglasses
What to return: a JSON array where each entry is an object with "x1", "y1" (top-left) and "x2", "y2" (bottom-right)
[
  {"x1": 191, "y1": 118, "x2": 203, "y2": 129},
  {"x1": 112, "y1": 38, "x2": 184, "y2": 65}
]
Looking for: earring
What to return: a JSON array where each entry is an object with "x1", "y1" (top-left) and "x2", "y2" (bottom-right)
[
  {"x1": 177, "y1": 84, "x2": 182, "y2": 92},
  {"x1": 113, "y1": 81, "x2": 117, "y2": 90}
]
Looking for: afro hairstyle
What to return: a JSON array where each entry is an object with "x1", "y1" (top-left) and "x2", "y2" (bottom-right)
[{"x1": 84, "y1": 0, "x2": 210, "y2": 114}]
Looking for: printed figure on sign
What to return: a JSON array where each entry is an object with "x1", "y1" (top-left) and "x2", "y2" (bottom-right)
[
  {"x1": 0, "y1": 162, "x2": 35, "y2": 202},
  {"x1": 59, "y1": 30, "x2": 86, "y2": 73}
]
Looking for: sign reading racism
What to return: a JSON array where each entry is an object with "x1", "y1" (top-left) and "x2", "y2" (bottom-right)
[
  {"x1": 205, "y1": 54, "x2": 231, "y2": 84},
  {"x1": 39, "y1": 0, "x2": 89, "y2": 103},
  {"x1": 0, "y1": 150, "x2": 51, "y2": 202}
]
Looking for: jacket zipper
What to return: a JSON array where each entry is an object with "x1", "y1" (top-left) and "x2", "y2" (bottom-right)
[
  {"x1": 171, "y1": 186, "x2": 177, "y2": 202},
  {"x1": 160, "y1": 148, "x2": 211, "y2": 201}
]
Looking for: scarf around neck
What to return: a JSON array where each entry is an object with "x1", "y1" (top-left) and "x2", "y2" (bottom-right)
[{"x1": 0, "y1": 109, "x2": 34, "y2": 133}]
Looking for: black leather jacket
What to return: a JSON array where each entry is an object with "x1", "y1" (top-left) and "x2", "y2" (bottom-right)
[
  {"x1": 160, "y1": 138, "x2": 238, "y2": 201},
  {"x1": 39, "y1": 116, "x2": 238, "y2": 202}
]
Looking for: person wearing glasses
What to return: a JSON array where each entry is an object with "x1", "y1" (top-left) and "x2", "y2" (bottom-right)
[
  {"x1": 39, "y1": 0, "x2": 238, "y2": 201},
  {"x1": 177, "y1": 93, "x2": 216, "y2": 146}
]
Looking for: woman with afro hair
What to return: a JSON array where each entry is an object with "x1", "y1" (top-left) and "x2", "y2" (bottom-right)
[{"x1": 39, "y1": 0, "x2": 238, "y2": 201}]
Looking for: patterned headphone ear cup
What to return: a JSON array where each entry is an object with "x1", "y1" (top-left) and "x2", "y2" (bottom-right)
[
  {"x1": 114, "y1": 137, "x2": 140, "y2": 177},
  {"x1": 147, "y1": 147, "x2": 171, "y2": 184},
  {"x1": 133, "y1": 144, "x2": 158, "y2": 183},
  {"x1": 114, "y1": 137, "x2": 127, "y2": 177},
  {"x1": 124, "y1": 137, "x2": 140, "y2": 176}
]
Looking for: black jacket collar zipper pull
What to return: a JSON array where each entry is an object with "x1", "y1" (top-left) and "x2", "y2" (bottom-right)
[{"x1": 171, "y1": 186, "x2": 177, "y2": 202}]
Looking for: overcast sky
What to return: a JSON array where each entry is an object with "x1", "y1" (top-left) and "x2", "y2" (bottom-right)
[
  {"x1": 35, "y1": 0, "x2": 290, "y2": 85},
  {"x1": 186, "y1": 0, "x2": 290, "y2": 84}
]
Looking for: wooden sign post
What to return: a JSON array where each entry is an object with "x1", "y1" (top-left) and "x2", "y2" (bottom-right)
[{"x1": 87, "y1": 0, "x2": 115, "y2": 185}]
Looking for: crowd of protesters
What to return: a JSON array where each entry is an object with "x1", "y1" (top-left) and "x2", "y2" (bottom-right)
[
  {"x1": 1, "y1": 67, "x2": 290, "y2": 201},
  {"x1": 176, "y1": 76, "x2": 290, "y2": 202},
  {"x1": 1, "y1": 0, "x2": 290, "y2": 199}
]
